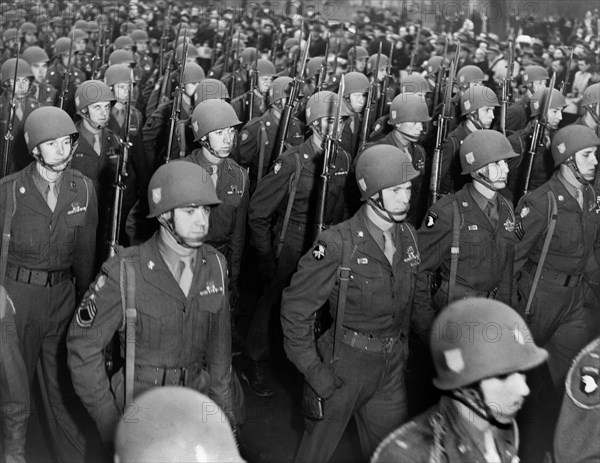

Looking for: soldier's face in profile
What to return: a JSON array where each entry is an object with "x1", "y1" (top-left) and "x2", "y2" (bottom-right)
[
  {"x1": 172, "y1": 206, "x2": 210, "y2": 245},
  {"x1": 207, "y1": 127, "x2": 236, "y2": 157},
  {"x1": 355, "y1": 58, "x2": 367, "y2": 72},
  {"x1": 396, "y1": 121, "x2": 423, "y2": 139},
  {"x1": 479, "y1": 372, "x2": 530, "y2": 424},
  {"x1": 574, "y1": 147, "x2": 598, "y2": 181},
  {"x1": 547, "y1": 108, "x2": 563, "y2": 130},
  {"x1": 480, "y1": 159, "x2": 509, "y2": 190},
  {"x1": 476, "y1": 106, "x2": 496, "y2": 129},
  {"x1": 379, "y1": 182, "x2": 412, "y2": 220},
  {"x1": 113, "y1": 83, "x2": 132, "y2": 103},
  {"x1": 31, "y1": 62, "x2": 49, "y2": 83},
  {"x1": 348, "y1": 92, "x2": 367, "y2": 113},
  {"x1": 258, "y1": 76, "x2": 273, "y2": 94}
]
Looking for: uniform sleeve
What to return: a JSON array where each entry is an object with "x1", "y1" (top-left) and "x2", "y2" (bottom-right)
[
  {"x1": 280, "y1": 229, "x2": 340, "y2": 376},
  {"x1": 206, "y1": 253, "x2": 235, "y2": 425},
  {"x1": 72, "y1": 177, "x2": 99, "y2": 299},
  {"x1": 248, "y1": 157, "x2": 295, "y2": 256},
  {"x1": 67, "y1": 256, "x2": 124, "y2": 444},
  {"x1": 514, "y1": 194, "x2": 547, "y2": 272},
  {"x1": 413, "y1": 205, "x2": 453, "y2": 337},
  {"x1": 235, "y1": 123, "x2": 258, "y2": 169}
]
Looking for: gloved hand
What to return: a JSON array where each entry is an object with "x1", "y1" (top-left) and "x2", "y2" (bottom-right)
[{"x1": 305, "y1": 362, "x2": 343, "y2": 400}]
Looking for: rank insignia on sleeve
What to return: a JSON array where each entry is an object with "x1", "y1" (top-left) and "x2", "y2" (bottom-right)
[
  {"x1": 520, "y1": 206, "x2": 530, "y2": 218},
  {"x1": 75, "y1": 294, "x2": 97, "y2": 328},
  {"x1": 274, "y1": 160, "x2": 282, "y2": 174},
  {"x1": 312, "y1": 242, "x2": 327, "y2": 260},
  {"x1": 425, "y1": 212, "x2": 438, "y2": 228},
  {"x1": 515, "y1": 221, "x2": 525, "y2": 240}
]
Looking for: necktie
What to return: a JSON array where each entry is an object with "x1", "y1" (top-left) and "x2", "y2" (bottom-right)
[
  {"x1": 382, "y1": 230, "x2": 396, "y2": 265},
  {"x1": 46, "y1": 182, "x2": 57, "y2": 212},
  {"x1": 210, "y1": 165, "x2": 218, "y2": 187},
  {"x1": 34, "y1": 83, "x2": 40, "y2": 101},
  {"x1": 575, "y1": 188, "x2": 584, "y2": 209},
  {"x1": 484, "y1": 200, "x2": 499, "y2": 228},
  {"x1": 482, "y1": 429, "x2": 501, "y2": 463},
  {"x1": 178, "y1": 256, "x2": 194, "y2": 297},
  {"x1": 15, "y1": 101, "x2": 24, "y2": 121},
  {"x1": 93, "y1": 133, "x2": 101, "y2": 156},
  {"x1": 115, "y1": 107, "x2": 125, "y2": 127}
]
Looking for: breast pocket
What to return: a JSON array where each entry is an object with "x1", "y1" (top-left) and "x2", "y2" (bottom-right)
[
  {"x1": 136, "y1": 301, "x2": 180, "y2": 351},
  {"x1": 350, "y1": 261, "x2": 385, "y2": 309}
]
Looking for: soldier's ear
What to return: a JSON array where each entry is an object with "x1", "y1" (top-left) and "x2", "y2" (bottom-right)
[{"x1": 32, "y1": 146, "x2": 40, "y2": 156}]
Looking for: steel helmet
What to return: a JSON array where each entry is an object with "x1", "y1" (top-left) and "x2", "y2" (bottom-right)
[
  {"x1": 551, "y1": 125, "x2": 600, "y2": 166},
  {"x1": 283, "y1": 38, "x2": 299, "y2": 51},
  {"x1": 182, "y1": 62, "x2": 206, "y2": 85},
  {"x1": 460, "y1": 85, "x2": 499, "y2": 115},
  {"x1": 305, "y1": 90, "x2": 352, "y2": 126},
  {"x1": 21, "y1": 46, "x2": 50, "y2": 65},
  {"x1": 343, "y1": 72, "x2": 369, "y2": 96},
  {"x1": 366, "y1": 54, "x2": 390, "y2": 74},
  {"x1": 148, "y1": 162, "x2": 221, "y2": 217},
  {"x1": 456, "y1": 65, "x2": 485, "y2": 87},
  {"x1": 230, "y1": 37, "x2": 246, "y2": 53},
  {"x1": 529, "y1": 87, "x2": 567, "y2": 117},
  {"x1": 54, "y1": 37, "x2": 73, "y2": 56},
  {"x1": 86, "y1": 21, "x2": 100, "y2": 33},
  {"x1": 21, "y1": 22, "x2": 37, "y2": 34},
  {"x1": 1, "y1": 58, "x2": 33, "y2": 82},
  {"x1": 347, "y1": 46, "x2": 369, "y2": 61},
  {"x1": 114, "y1": 387, "x2": 242, "y2": 462},
  {"x1": 134, "y1": 19, "x2": 148, "y2": 30},
  {"x1": 431, "y1": 298, "x2": 548, "y2": 390},
  {"x1": 425, "y1": 56, "x2": 449, "y2": 75},
  {"x1": 24, "y1": 106, "x2": 78, "y2": 151},
  {"x1": 460, "y1": 130, "x2": 518, "y2": 174},
  {"x1": 130, "y1": 29, "x2": 149, "y2": 43},
  {"x1": 388, "y1": 93, "x2": 431, "y2": 124},
  {"x1": 399, "y1": 73, "x2": 429, "y2": 94},
  {"x1": 75, "y1": 80, "x2": 115, "y2": 114},
  {"x1": 70, "y1": 29, "x2": 89, "y2": 42},
  {"x1": 305, "y1": 57, "x2": 325, "y2": 79},
  {"x1": 114, "y1": 35, "x2": 134, "y2": 50},
  {"x1": 195, "y1": 78, "x2": 230, "y2": 103},
  {"x1": 108, "y1": 49, "x2": 135, "y2": 66},
  {"x1": 104, "y1": 64, "x2": 135, "y2": 86},
  {"x1": 356, "y1": 145, "x2": 420, "y2": 199},
  {"x1": 240, "y1": 47, "x2": 258, "y2": 64},
  {"x1": 3, "y1": 28, "x2": 19, "y2": 43},
  {"x1": 581, "y1": 82, "x2": 600, "y2": 107},
  {"x1": 256, "y1": 59, "x2": 277, "y2": 77},
  {"x1": 522, "y1": 65, "x2": 549, "y2": 84},
  {"x1": 177, "y1": 43, "x2": 199, "y2": 61},
  {"x1": 73, "y1": 19, "x2": 88, "y2": 30},
  {"x1": 270, "y1": 76, "x2": 293, "y2": 103},
  {"x1": 191, "y1": 99, "x2": 241, "y2": 141}
]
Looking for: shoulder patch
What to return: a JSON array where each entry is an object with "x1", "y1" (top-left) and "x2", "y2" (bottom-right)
[
  {"x1": 312, "y1": 242, "x2": 327, "y2": 260},
  {"x1": 565, "y1": 338, "x2": 600, "y2": 410},
  {"x1": 241, "y1": 130, "x2": 249, "y2": 141},
  {"x1": 425, "y1": 212, "x2": 438, "y2": 228},
  {"x1": 520, "y1": 206, "x2": 530, "y2": 218},
  {"x1": 274, "y1": 160, "x2": 282, "y2": 174}
]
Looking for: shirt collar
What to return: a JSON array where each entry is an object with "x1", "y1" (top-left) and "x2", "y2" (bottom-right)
[
  {"x1": 557, "y1": 169, "x2": 582, "y2": 199},
  {"x1": 468, "y1": 183, "x2": 496, "y2": 212},
  {"x1": 156, "y1": 232, "x2": 198, "y2": 278}
]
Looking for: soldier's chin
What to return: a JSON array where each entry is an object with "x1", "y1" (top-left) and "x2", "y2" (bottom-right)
[{"x1": 391, "y1": 210, "x2": 407, "y2": 221}]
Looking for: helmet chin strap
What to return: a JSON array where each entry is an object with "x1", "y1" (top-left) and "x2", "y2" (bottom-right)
[
  {"x1": 367, "y1": 193, "x2": 405, "y2": 223},
  {"x1": 450, "y1": 386, "x2": 512, "y2": 429},
  {"x1": 467, "y1": 113, "x2": 485, "y2": 130},
  {"x1": 34, "y1": 139, "x2": 78, "y2": 173},
  {"x1": 564, "y1": 156, "x2": 590, "y2": 185},
  {"x1": 473, "y1": 171, "x2": 498, "y2": 191},
  {"x1": 158, "y1": 215, "x2": 203, "y2": 249}
]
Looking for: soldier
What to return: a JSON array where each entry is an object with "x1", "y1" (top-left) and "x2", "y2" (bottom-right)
[
  {"x1": 439, "y1": 84, "x2": 499, "y2": 195},
  {"x1": 242, "y1": 91, "x2": 351, "y2": 397},
  {"x1": 514, "y1": 124, "x2": 599, "y2": 387},
  {"x1": 554, "y1": 337, "x2": 600, "y2": 463},
  {"x1": 281, "y1": 144, "x2": 420, "y2": 462},
  {"x1": 414, "y1": 130, "x2": 520, "y2": 336},
  {"x1": 70, "y1": 80, "x2": 122, "y2": 263},
  {"x1": 21, "y1": 46, "x2": 58, "y2": 106},
  {"x1": 194, "y1": 77, "x2": 230, "y2": 103},
  {"x1": 504, "y1": 65, "x2": 548, "y2": 135},
  {"x1": 20, "y1": 22, "x2": 38, "y2": 51},
  {"x1": 372, "y1": 298, "x2": 548, "y2": 463},
  {"x1": 0, "y1": 106, "x2": 98, "y2": 461},
  {"x1": 1, "y1": 28, "x2": 19, "y2": 61},
  {"x1": 231, "y1": 58, "x2": 277, "y2": 122},
  {"x1": 47, "y1": 36, "x2": 86, "y2": 117},
  {"x1": 347, "y1": 45, "x2": 369, "y2": 73},
  {"x1": 130, "y1": 29, "x2": 154, "y2": 82},
  {"x1": 575, "y1": 82, "x2": 600, "y2": 135},
  {"x1": 0, "y1": 58, "x2": 40, "y2": 175},
  {"x1": 67, "y1": 161, "x2": 236, "y2": 452},
  {"x1": 340, "y1": 71, "x2": 370, "y2": 159},
  {"x1": 114, "y1": 387, "x2": 244, "y2": 462},
  {"x1": 235, "y1": 76, "x2": 305, "y2": 193},
  {"x1": 366, "y1": 93, "x2": 430, "y2": 226}
]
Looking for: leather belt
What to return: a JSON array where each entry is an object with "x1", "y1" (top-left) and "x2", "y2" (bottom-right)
[
  {"x1": 6, "y1": 263, "x2": 71, "y2": 287},
  {"x1": 523, "y1": 262, "x2": 582, "y2": 288},
  {"x1": 134, "y1": 363, "x2": 202, "y2": 387},
  {"x1": 439, "y1": 279, "x2": 498, "y2": 299},
  {"x1": 340, "y1": 327, "x2": 404, "y2": 354}
]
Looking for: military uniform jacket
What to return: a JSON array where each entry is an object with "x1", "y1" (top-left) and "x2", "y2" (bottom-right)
[
  {"x1": 504, "y1": 94, "x2": 530, "y2": 135},
  {"x1": 0, "y1": 94, "x2": 40, "y2": 173},
  {"x1": 515, "y1": 171, "x2": 599, "y2": 276},
  {"x1": 231, "y1": 89, "x2": 268, "y2": 123},
  {"x1": 30, "y1": 81, "x2": 58, "y2": 107},
  {"x1": 248, "y1": 138, "x2": 350, "y2": 257},
  {"x1": 184, "y1": 151, "x2": 249, "y2": 285},
  {"x1": 47, "y1": 62, "x2": 85, "y2": 117},
  {"x1": 372, "y1": 396, "x2": 520, "y2": 463},
  {"x1": 280, "y1": 206, "x2": 420, "y2": 376},
  {"x1": 235, "y1": 108, "x2": 305, "y2": 192},
  {"x1": 414, "y1": 185, "x2": 518, "y2": 334},
  {"x1": 439, "y1": 121, "x2": 473, "y2": 195},
  {"x1": 0, "y1": 164, "x2": 98, "y2": 297},
  {"x1": 67, "y1": 234, "x2": 235, "y2": 438}
]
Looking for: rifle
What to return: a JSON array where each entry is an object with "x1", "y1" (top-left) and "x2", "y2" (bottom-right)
[
  {"x1": 229, "y1": 31, "x2": 242, "y2": 100},
  {"x1": 560, "y1": 47, "x2": 574, "y2": 95},
  {"x1": 430, "y1": 43, "x2": 460, "y2": 205},
  {"x1": 219, "y1": 24, "x2": 234, "y2": 80},
  {"x1": 407, "y1": 26, "x2": 420, "y2": 74},
  {"x1": 315, "y1": 74, "x2": 345, "y2": 236},
  {"x1": 522, "y1": 73, "x2": 556, "y2": 196},
  {"x1": 91, "y1": 18, "x2": 103, "y2": 79},
  {"x1": 165, "y1": 32, "x2": 188, "y2": 162},
  {"x1": 433, "y1": 38, "x2": 449, "y2": 110},
  {"x1": 500, "y1": 37, "x2": 515, "y2": 135},
  {"x1": 247, "y1": 50, "x2": 259, "y2": 122},
  {"x1": 1, "y1": 42, "x2": 21, "y2": 178},
  {"x1": 158, "y1": 6, "x2": 172, "y2": 75},
  {"x1": 358, "y1": 42, "x2": 382, "y2": 152},
  {"x1": 273, "y1": 34, "x2": 312, "y2": 166},
  {"x1": 316, "y1": 33, "x2": 330, "y2": 92},
  {"x1": 108, "y1": 67, "x2": 134, "y2": 257},
  {"x1": 58, "y1": 32, "x2": 74, "y2": 110},
  {"x1": 158, "y1": 21, "x2": 182, "y2": 107},
  {"x1": 377, "y1": 48, "x2": 391, "y2": 119},
  {"x1": 268, "y1": 28, "x2": 280, "y2": 62}
]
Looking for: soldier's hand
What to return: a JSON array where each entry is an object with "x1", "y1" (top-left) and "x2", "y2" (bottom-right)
[{"x1": 306, "y1": 362, "x2": 343, "y2": 400}]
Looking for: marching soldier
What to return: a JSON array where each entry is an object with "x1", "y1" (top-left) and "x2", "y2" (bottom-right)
[
  {"x1": 413, "y1": 131, "x2": 520, "y2": 336},
  {"x1": 503, "y1": 65, "x2": 549, "y2": 135},
  {"x1": 575, "y1": 82, "x2": 600, "y2": 135},
  {"x1": 373, "y1": 298, "x2": 548, "y2": 463},
  {"x1": 235, "y1": 76, "x2": 305, "y2": 194},
  {"x1": 340, "y1": 71, "x2": 370, "y2": 159},
  {"x1": 1, "y1": 106, "x2": 99, "y2": 461},
  {"x1": 231, "y1": 58, "x2": 277, "y2": 122},
  {"x1": 281, "y1": 145, "x2": 421, "y2": 462},
  {"x1": 21, "y1": 46, "x2": 58, "y2": 107},
  {"x1": 242, "y1": 91, "x2": 351, "y2": 397},
  {"x1": 67, "y1": 161, "x2": 237, "y2": 452},
  {"x1": 47, "y1": 36, "x2": 86, "y2": 117}
]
